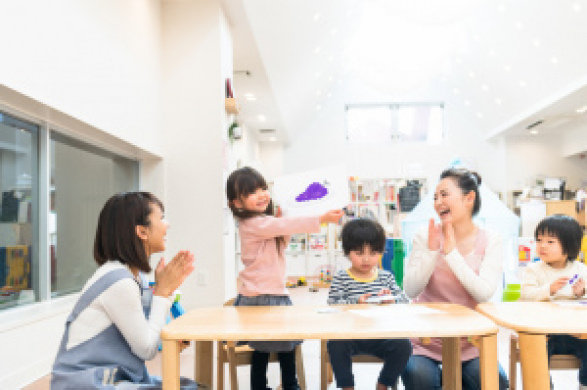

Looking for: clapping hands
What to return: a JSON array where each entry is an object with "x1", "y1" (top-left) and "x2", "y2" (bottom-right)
[
  {"x1": 153, "y1": 250, "x2": 195, "y2": 297},
  {"x1": 428, "y1": 218, "x2": 456, "y2": 255}
]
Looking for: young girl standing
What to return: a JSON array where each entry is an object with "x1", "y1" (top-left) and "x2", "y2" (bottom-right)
[
  {"x1": 226, "y1": 167, "x2": 343, "y2": 390},
  {"x1": 521, "y1": 214, "x2": 587, "y2": 389}
]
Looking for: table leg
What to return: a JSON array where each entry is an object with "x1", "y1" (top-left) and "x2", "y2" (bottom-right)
[
  {"x1": 518, "y1": 332, "x2": 550, "y2": 390},
  {"x1": 195, "y1": 341, "x2": 213, "y2": 387},
  {"x1": 163, "y1": 340, "x2": 180, "y2": 390},
  {"x1": 320, "y1": 340, "x2": 329, "y2": 390},
  {"x1": 478, "y1": 333, "x2": 499, "y2": 390},
  {"x1": 442, "y1": 337, "x2": 462, "y2": 390}
]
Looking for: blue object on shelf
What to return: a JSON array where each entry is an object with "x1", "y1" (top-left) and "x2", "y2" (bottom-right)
[{"x1": 381, "y1": 238, "x2": 394, "y2": 272}]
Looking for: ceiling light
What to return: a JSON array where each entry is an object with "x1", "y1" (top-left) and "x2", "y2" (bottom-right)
[
  {"x1": 317, "y1": 105, "x2": 322, "y2": 111},
  {"x1": 476, "y1": 112, "x2": 483, "y2": 118},
  {"x1": 330, "y1": 28, "x2": 338, "y2": 35},
  {"x1": 453, "y1": 87, "x2": 460, "y2": 95},
  {"x1": 530, "y1": 130, "x2": 538, "y2": 135},
  {"x1": 313, "y1": 13, "x2": 320, "y2": 21},
  {"x1": 269, "y1": 136, "x2": 277, "y2": 142},
  {"x1": 495, "y1": 98, "x2": 502, "y2": 105},
  {"x1": 488, "y1": 50, "x2": 496, "y2": 57},
  {"x1": 315, "y1": 71, "x2": 322, "y2": 78},
  {"x1": 314, "y1": 47, "x2": 321, "y2": 54},
  {"x1": 519, "y1": 80, "x2": 527, "y2": 87},
  {"x1": 533, "y1": 39, "x2": 541, "y2": 47},
  {"x1": 464, "y1": 100, "x2": 471, "y2": 106},
  {"x1": 482, "y1": 84, "x2": 489, "y2": 91},
  {"x1": 468, "y1": 71, "x2": 475, "y2": 78},
  {"x1": 576, "y1": 105, "x2": 587, "y2": 114},
  {"x1": 516, "y1": 22, "x2": 524, "y2": 30},
  {"x1": 503, "y1": 65, "x2": 512, "y2": 72},
  {"x1": 573, "y1": 2, "x2": 581, "y2": 12},
  {"x1": 498, "y1": 4, "x2": 506, "y2": 12},
  {"x1": 316, "y1": 90, "x2": 321, "y2": 96},
  {"x1": 473, "y1": 35, "x2": 481, "y2": 42},
  {"x1": 551, "y1": 56, "x2": 559, "y2": 64},
  {"x1": 327, "y1": 92, "x2": 332, "y2": 98},
  {"x1": 258, "y1": 115, "x2": 266, "y2": 122}
]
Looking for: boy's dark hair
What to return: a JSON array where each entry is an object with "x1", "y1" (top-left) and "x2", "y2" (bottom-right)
[
  {"x1": 226, "y1": 166, "x2": 275, "y2": 219},
  {"x1": 535, "y1": 214, "x2": 583, "y2": 261},
  {"x1": 341, "y1": 218, "x2": 386, "y2": 255},
  {"x1": 440, "y1": 168, "x2": 482, "y2": 216},
  {"x1": 93, "y1": 192, "x2": 163, "y2": 273}
]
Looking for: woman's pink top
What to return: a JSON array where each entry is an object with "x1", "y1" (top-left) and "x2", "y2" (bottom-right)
[
  {"x1": 411, "y1": 229, "x2": 488, "y2": 362},
  {"x1": 238, "y1": 215, "x2": 320, "y2": 297}
]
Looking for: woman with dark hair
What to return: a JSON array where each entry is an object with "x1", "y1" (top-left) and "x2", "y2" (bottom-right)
[
  {"x1": 51, "y1": 192, "x2": 198, "y2": 389},
  {"x1": 401, "y1": 168, "x2": 509, "y2": 390}
]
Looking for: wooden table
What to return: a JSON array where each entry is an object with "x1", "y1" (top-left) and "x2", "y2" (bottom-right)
[
  {"x1": 162, "y1": 303, "x2": 500, "y2": 390},
  {"x1": 477, "y1": 301, "x2": 587, "y2": 390}
]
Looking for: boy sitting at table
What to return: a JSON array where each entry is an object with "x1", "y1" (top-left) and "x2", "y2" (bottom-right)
[
  {"x1": 326, "y1": 218, "x2": 412, "y2": 390},
  {"x1": 521, "y1": 214, "x2": 587, "y2": 389}
]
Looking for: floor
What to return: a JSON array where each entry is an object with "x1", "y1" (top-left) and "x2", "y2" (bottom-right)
[{"x1": 24, "y1": 287, "x2": 580, "y2": 390}]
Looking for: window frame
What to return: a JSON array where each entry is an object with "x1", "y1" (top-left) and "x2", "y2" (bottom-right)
[
  {"x1": 0, "y1": 103, "x2": 141, "y2": 314},
  {"x1": 345, "y1": 102, "x2": 445, "y2": 144}
]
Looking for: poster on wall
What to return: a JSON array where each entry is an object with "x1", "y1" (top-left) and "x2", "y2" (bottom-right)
[{"x1": 272, "y1": 165, "x2": 349, "y2": 217}]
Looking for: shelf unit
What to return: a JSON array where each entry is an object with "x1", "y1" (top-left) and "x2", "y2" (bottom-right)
[
  {"x1": 224, "y1": 98, "x2": 239, "y2": 114},
  {"x1": 284, "y1": 176, "x2": 426, "y2": 282}
]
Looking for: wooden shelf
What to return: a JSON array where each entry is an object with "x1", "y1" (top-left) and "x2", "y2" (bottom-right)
[{"x1": 225, "y1": 98, "x2": 239, "y2": 114}]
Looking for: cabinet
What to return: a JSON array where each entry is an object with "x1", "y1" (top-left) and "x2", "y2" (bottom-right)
[{"x1": 544, "y1": 200, "x2": 577, "y2": 219}]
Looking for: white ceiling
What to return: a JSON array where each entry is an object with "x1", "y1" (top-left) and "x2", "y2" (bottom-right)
[{"x1": 223, "y1": 0, "x2": 587, "y2": 145}]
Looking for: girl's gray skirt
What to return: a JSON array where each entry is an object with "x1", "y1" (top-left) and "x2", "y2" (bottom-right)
[{"x1": 234, "y1": 294, "x2": 302, "y2": 353}]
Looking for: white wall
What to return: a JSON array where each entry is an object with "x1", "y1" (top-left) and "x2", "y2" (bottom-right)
[
  {"x1": 258, "y1": 142, "x2": 284, "y2": 182},
  {"x1": 160, "y1": 0, "x2": 234, "y2": 309},
  {"x1": 562, "y1": 120, "x2": 587, "y2": 158},
  {"x1": 0, "y1": 1, "x2": 165, "y2": 388},
  {"x1": 505, "y1": 134, "x2": 587, "y2": 190},
  {"x1": 281, "y1": 78, "x2": 507, "y2": 195},
  {"x1": 0, "y1": 0, "x2": 163, "y2": 156}
]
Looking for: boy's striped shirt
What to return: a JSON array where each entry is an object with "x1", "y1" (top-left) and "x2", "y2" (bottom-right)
[{"x1": 327, "y1": 268, "x2": 409, "y2": 305}]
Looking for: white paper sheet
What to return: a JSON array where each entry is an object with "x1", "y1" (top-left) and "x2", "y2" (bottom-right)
[
  {"x1": 349, "y1": 306, "x2": 443, "y2": 318},
  {"x1": 272, "y1": 165, "x2": 349, "y2": 217}
]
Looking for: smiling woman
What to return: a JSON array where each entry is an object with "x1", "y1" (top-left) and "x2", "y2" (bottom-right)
[{"x1": 400, "y1": 167, "x2": 509, "y2": 390}]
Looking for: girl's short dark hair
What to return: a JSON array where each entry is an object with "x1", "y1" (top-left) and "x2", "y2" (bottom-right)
[
  {"x1": 226, "y1": 166, "x2": 274, "y2": 219},
  {"x1": 93, "y1": 192, "x2": 163, "y2": 272},
  {"x1": 535, "y1": 214, "x2": 583, "y2": 261},
  {"x1": 440, "y1": 168, "x2": 482, "y2": 216},
  {"x1": 341, "y1": 218, "x2": 386, "y2": 255}
]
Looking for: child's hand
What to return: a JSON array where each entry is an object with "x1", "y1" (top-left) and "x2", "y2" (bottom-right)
[
  {"x1": 550, "y1": 277, "x2": 570, "y2": 295},
  {"x1": 573, "y1": 278, "x2": 585, "y2": 297},
  {"x1": 320, "y1": 210, "x2": 344, "y2": 224},
  {"x1": 428, "y1": 219, "x2": 441, "y2": 251},
  {"x1": 378, "y1": 289, "x2": 395, "y2": 304},
  {"x1": 357, "y1": 293, "x2": 372, "y2": 304},
  {"x1": 153, "y1": 250, "x2": 196, "y2": 297}
]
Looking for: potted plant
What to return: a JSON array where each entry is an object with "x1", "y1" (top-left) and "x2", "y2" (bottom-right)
[{"x1": 228, "y1": 122, "x2": 242, "y2": 142}]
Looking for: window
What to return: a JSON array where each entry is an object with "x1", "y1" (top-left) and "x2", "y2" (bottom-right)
[
  {"x1": 0, "y1": 112, "x2": 39, "y2": 310},
  {"x1": 0, "y1": 109, "x2": 139, "y2": 310},
  {"x1": 50, "y1": 133, "x2": 139, "y2": 297},
  {"x1": 346, "y1": 103, "x2": 444, "y2": 144}
]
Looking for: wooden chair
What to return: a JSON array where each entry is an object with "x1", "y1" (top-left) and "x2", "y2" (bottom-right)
[
  {"x1": 509, "y1": 334, "x2": 580, "y2": 390},
  {"x1": 320, "y1": 340, "x2": 397, "y2": 390},
  {"x1": 216, "y1": 298, "x2": 306, "y2": 390}
]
